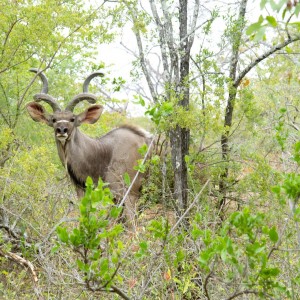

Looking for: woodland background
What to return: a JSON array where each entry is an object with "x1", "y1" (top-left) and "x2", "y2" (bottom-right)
[{"x1": 1, "y1": 0, "x2": 300, "y2": 299}]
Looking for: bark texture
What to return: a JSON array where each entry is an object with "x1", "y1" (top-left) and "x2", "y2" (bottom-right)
[{"x1": 131, "y1": 0, "x2": 199, "y2": 215}]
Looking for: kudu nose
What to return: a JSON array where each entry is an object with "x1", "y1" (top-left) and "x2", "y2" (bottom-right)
[{"x1": 56, "y1": 126, "x2": 68, "y2": 134}]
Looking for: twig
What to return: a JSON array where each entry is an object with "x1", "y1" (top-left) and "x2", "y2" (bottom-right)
[
  {"x1": 138, "y1": 181, "x2": 209, "y2": 299},
  {"x1": 287, "y1": 123, "x2": 300, "y2": 131},
  {"x1": 118, "y1": 135, "x2": 156, "y2": 208},
  {"x1": 0, "y1": 247, "x2": 39, "y2": 283},
  {"x1": 225, "y1": 290, "x2": 260, "y2": 300},
  {"x1": 0, "y1": 205, "x2": 42, "y2": 238},
  {"x1": 168, "y1": 180, "x2": 210, "y2": 236},
  {"x1": 203, "y1": 269, "x2": 213, "y2": 300},
  {"x1": 235, "y1": 35, "x2": 300, "y2": 88},
  {"x1": 39, "y1": 201, "x2": 77, "y2": 245},
  {"x1": 137, "y1": 240, "x2": 168, "y2": 300},
  {"x1": 0, "y1": 224, "x2": 20, "y2": 240},
  {"x1": 110, "y1": 285, "x2": 131, "y2": 300}
]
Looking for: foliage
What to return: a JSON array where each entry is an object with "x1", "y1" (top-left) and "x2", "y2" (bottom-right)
[
  {"x1": 246, "y1": 0, "x2": 300, "y2": 41},
  {"x1": 196, "y1": 208, "x2": 286, "y2": 298},
  {"x1": 56, "y1": 178, "x2": 125, "y2": 295},
  {"x1": 2, "y1": 0, "x2": 300, "y2": 299}
]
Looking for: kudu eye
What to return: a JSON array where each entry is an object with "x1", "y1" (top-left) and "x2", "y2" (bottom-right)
[
  {"x1": 52, "y1": 118, "x2": 57, "y2": 123},
  {"x1": 70, "y1": 117, "x2": 75, "y2": 123}
]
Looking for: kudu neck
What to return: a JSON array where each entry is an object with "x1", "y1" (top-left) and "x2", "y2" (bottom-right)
[{"x1": 55, "y1": 128, "x2": 98, "y2": 165}]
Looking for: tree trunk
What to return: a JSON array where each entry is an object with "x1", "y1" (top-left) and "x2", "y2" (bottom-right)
[
  {"x1": 169, "y1": 0, "x2": 190, "y2": 214},
  {"x1": 131, "y1": 0, "x2": 199, "y2": 215},
  {"x1": 217, "y1": 0, "x2": 300, "y2": 211},
  {"x1": 170, "y1": 126, "x2": 189, "y2": 213},
  {"x1": 219, "y1": 89, "x2": 238, "y2": 209},
  {"x1": 219, "y1": 0, "x2": 247, "y2": 209}
]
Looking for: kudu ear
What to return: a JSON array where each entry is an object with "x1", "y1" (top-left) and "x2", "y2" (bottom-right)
[
  {"x1": 77, "y1": 105, "x2": 104, "y2": 125},
  {"x1": 26, "y1": 102, "x2": 52, "y2": 126}
]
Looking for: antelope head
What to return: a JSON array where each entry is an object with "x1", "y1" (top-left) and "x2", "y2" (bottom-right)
[{"x1": 26, "y1": 69, "x2": 104, "y2": 144}]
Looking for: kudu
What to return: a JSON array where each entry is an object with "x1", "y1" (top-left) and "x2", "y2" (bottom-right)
[{"x1": 26, "y1": 69, "x2": 152, "y2": 227}]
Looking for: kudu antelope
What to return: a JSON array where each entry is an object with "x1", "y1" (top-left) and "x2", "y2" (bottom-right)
[{"x1": 26, "y1": 69, "x2": 152, "y2": 227}]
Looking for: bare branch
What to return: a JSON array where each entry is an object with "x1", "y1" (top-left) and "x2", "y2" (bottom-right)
[
  {"x1": 1, "y1": 18, "x2": 22, "y2": 56},
  {"x1": 118, "y1": 135, "x2": 156, "y2": 208},
  {"x1": 235, "y1": 35, "x2": 300, "y2": 88},
  {"x1": 0, "y1": 52, "x2": 35, "y2": 75},
  {"x1": 0, "y1": 247, "x2": 39, "y2": 283},
  {"x1": 160, "y1": 0, "x2": 178, "y2": 82},
  {"x1": 203, "y1": 260, "x2": 215, "y2": 300},
  {"x1": 150, "y1": 0, "x2": 170, "y2": 77},
  {"x1": 187, "y1": 0, "x2": 200, "y2": 51},
  {"x1": 229, "y1": 0, "x2": 247, "y2": 82},
  {"x1": 225, "y1": 290, "x2": 260, "y2": 300},
  {"x1": 110, "y1": 285, "x2": 131, "y2": 300},
  {"x1": 168, "y1": 180, "x2": 210, "y2": 236},
  {"x1": 133, "y1": 23, "x2": 158, "y2": 101}
]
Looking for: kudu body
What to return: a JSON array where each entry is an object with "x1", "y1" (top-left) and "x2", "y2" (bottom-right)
[{"x1": 26, "y1": 69, "x2": 152, "y2": 226}]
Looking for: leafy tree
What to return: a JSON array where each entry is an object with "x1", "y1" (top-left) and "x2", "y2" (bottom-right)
[
  {"x1": 121, "y1": 0, "x2": 216, "y2": 217},
  {"x1": 0, "y1": 1, "x2": 123, "y2": 298},
  {"x1": 2, "y1": 0, "x2": 300, "y2": 299}
]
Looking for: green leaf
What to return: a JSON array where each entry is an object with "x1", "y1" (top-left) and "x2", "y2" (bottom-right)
[
  {"x1": 138, "y1": 143, "x2": 148, "y2": 156},
  {"x1": 57, "y1": 226, "x2": 69, "y2": 243},
  {"x1": 76, "y1": 259, "x2": 88, "y2": 272},
  {"x1": 246, "y1": 22, "x2": 262, "y2": 35},
  {"x1": 220, "y1": 249, "x2": 228, "y2": 262},
  {"x1": 295, "y1": 3, "x2": 300, "y2": 16},
  {"x1": 269, "y1": 226, "x2": 279, "y2": 243},
  {"x1": 148, "y1": 219, "x2": 168, "y2": 239},
  {"x1": 150, "y1": 155, "x2": 160, "y2": 165},
  {"x1": 293, "y1": 142, "x2": 300, "y2": 164},
  {"x1": 183, "y1": 278, "x2": 191, "y2": 294},
  {"x1": 133, "y1": 95, "x2": 145, "y2": 106},
  {"x1": 161, "y1": 102, "x2": 173, "y2": 115},
  {"x1": 260, "y1": 0, "x2": 268, "y2": 9},
  {"x1": 175, "y1": 249, "x2": 185, "y2": 264},
  {"x1": 139, "y1": 241, "x2": 148, "y2": 250},
  {"x1": 293, "y1": 208, "x2": 300, "y2": 222},
  {"x1": 134, "y1": 162, "x2": 146, "y2": 173},
  {"x1": 86, "y1": 176, "x2": 93, "y2": 187},
  {"x1": 123, "y1": 172, "x2": 131, "y2": 187},
  {"x1": 282, "y1": 8, "x2": 287, "y2": 19},
  {"x1": 70, "y1": 228, "x2": 82, "y2": 246},
  {"x1": 51, "y1": 244, "x2": 60, "y2": 254},
  {"x1": 253, "y1": 26, "x2": 266, "y2": 42},
  {"x1": 269, "y1": 0, "x2": 283, "y2": 11},
  {"x1": 294, "y1": 141, "x2": 300, "y2": 152},
  {"x1": 198, "y1": 250, "x2": 212, "y2": 267},
  {"x1": 271, "y1": 185, "x2": 281, "y2": 195},
  {"x1": 91, "y1": 250, "x2": 101, "y2": 261},
  {"x1": 97, "y1": 219, "x2": 109, "y2": 228},
  {"x1": 261, "y1": 267, "x2": 280, "y2": 277},
  {"x1": 191, "y1": 226, "x2": 202, "y2": 240},
  {"x1": 279, "y1": 107, "x2": 287, "y2": 113},
  {"x1": 266, "y1": 16, "x2": 277, "y2": 27},
  {"x1": 110, "y1": 206, "x2": 123, "y2": 218},
  {"x1": 99, "y1": 258, "x2": 109, "y2": 275},
  {"x1": 285, "y1": 45, "x2": 292, "y2": 53}
]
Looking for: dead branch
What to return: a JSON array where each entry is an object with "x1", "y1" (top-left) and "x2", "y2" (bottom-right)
[{"x1": 0, "y1": 247, "x2": 38, "y2": 283}]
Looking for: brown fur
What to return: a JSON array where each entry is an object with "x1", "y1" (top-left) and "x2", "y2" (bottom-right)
[{"x1": 26, "y1": 102, "x2": 152, "y2": 229}]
